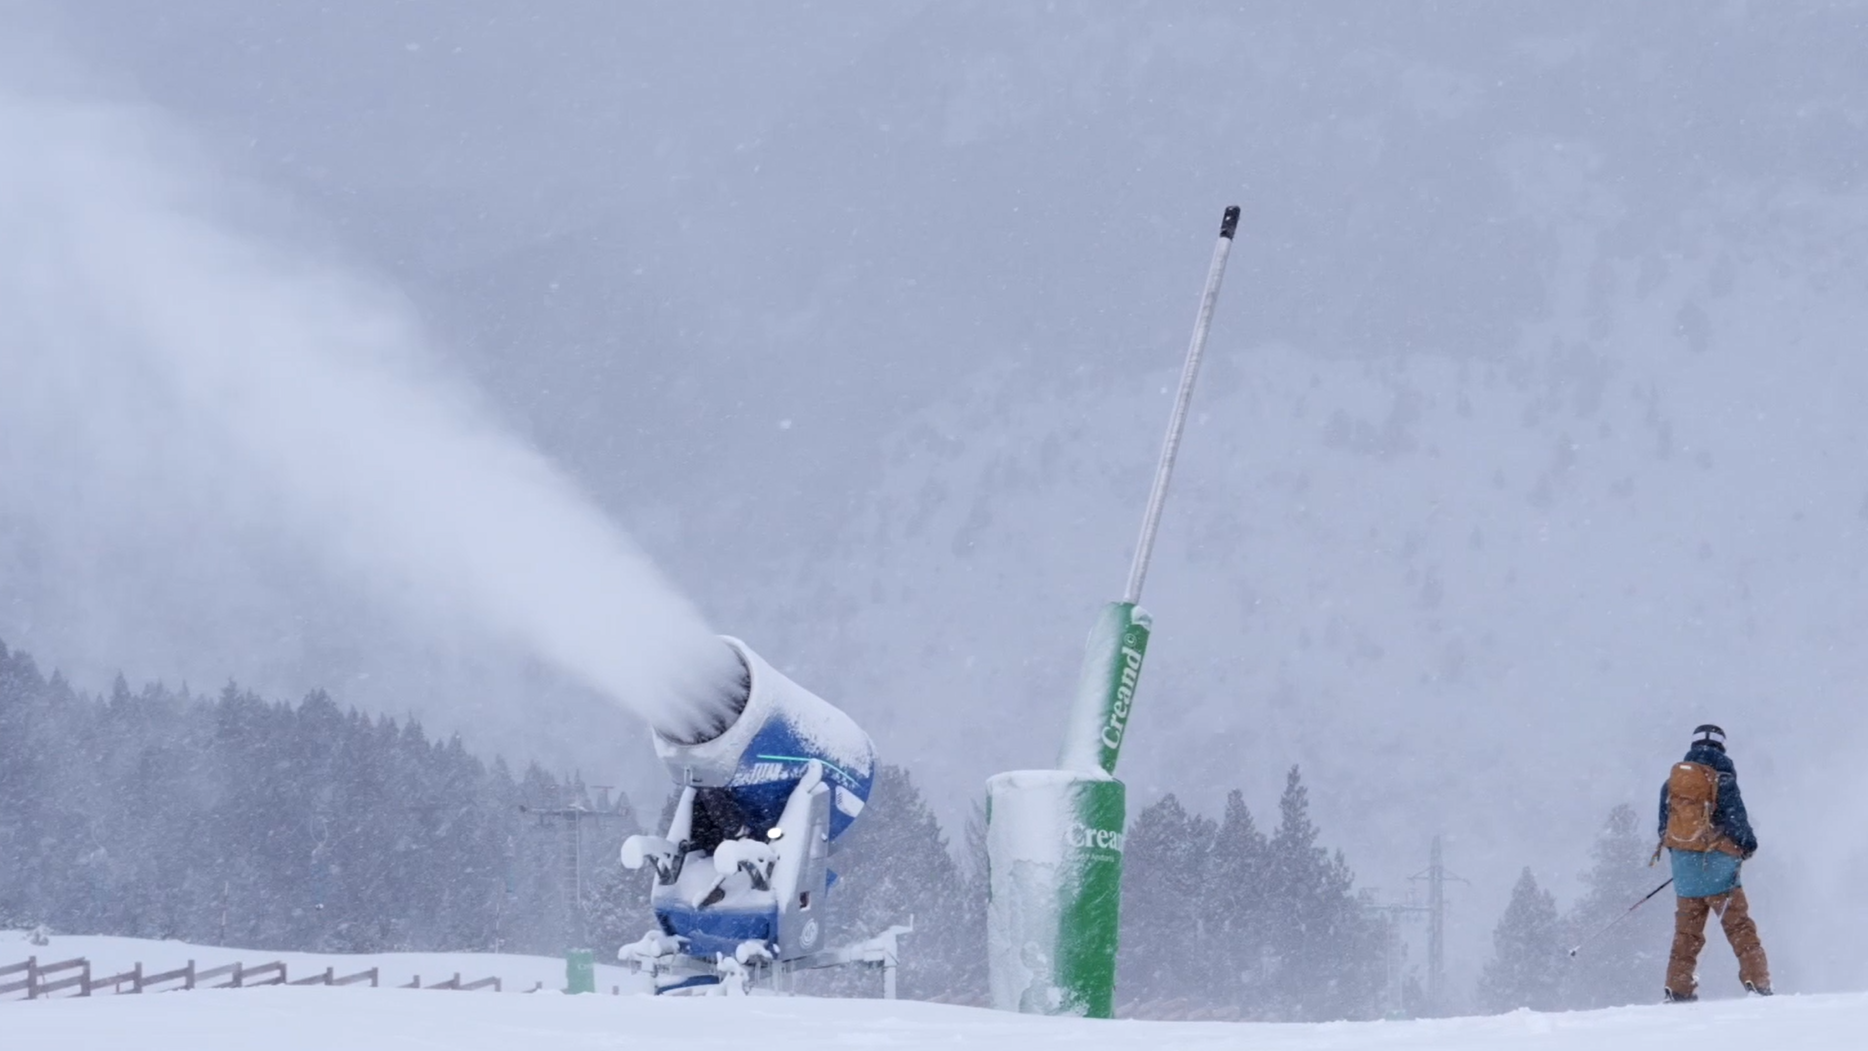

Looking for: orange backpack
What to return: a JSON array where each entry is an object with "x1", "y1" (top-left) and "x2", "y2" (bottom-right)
[{"x1": 1662, "y1": 761, "x2": 1723, "y2": 851}]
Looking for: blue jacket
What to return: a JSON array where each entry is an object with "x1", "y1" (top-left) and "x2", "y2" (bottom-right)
[{"x1": 1657, "y1": 743, "x2": 1759, "y2": 857}]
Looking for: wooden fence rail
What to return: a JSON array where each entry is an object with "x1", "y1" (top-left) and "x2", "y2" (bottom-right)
[
  {"x1": 91, "y1": 964, "x2": 142, "y2": 994},
  {"x1": 194, "y1": 962, "x2": 238, "y2": 986},
  {"x1": 140, "y1": 961, "x2": 199, "y2": 991},
  {"x1": 331, "y1": 967, "x2": 379, "y2": 988},
  {"x1": 240, "y1": 962, "x2": 287, "y2": 987},
  {"x1": 0, "y1": 957, "x2": 33, "y2": 998},
  {"x1": 34, "y1": 958, "x2": 90, "y2": 998},
  {"x1": 0, "y1": 957, "x2": 481, "y2": 1001}
]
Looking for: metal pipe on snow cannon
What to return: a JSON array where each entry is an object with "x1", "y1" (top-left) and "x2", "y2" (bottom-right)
[{"x1": 987, "y1": 205, "x2": 1240, "y2": 1019}]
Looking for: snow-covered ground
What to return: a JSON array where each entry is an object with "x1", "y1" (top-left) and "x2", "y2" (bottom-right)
[
  {"x1": 3, "y1": 983, "x2": 1862, "y2": 1051},
  {"x1": 2, "y1": 934, "x2": 1861, "y2": 1051}
]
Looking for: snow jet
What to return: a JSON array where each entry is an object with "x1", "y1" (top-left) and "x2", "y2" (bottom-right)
[{"x1": 0, "y1": 83, "x2": 743, "y2": 741}]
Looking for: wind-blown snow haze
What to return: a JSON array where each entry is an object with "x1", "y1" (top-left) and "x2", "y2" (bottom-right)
[{"x1": 0, "y1": 81, "x2": 740, "y2": 743}]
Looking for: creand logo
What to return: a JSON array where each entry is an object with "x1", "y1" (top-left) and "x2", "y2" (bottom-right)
[
  {"x1": 1066, "y1": 821, "x2": 1126, "y2": 853},
  {"x1": 1098, "y1": 645, "x2": 1145, "y2": 751}
]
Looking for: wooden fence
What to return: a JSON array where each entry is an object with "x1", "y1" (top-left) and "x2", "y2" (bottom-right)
[
  {"x1": 399, "y1": 972, "x2": 504, "y2": 992},
  {"x1": 0, "y1": 956, "x2": 511, "y2": 1000}
]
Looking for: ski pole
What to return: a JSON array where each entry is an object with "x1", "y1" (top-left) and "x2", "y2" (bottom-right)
[{"x1": 1568, "y1": 877, "x2": 1673, "y2": 958}]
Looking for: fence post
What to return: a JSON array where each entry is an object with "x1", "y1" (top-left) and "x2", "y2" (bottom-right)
[
  {"x1": 323, "y1": 966, "x2": 334, "y2": 986},
  {"x1": 26, "y1": 956, "x2": 37, "y2": 1000},
  {"x1": 78, "y1": 958, "x2": 93, "y2": 997},
  {"x1": 368, "y1": 967, "x2": 378, "y2": 988},
  {"x1": 133, "y1": 962, "x2": 144, "y2": 993},
  {"x1": 232, "y1": 961, "x2": 244, "y2": 989},
  {"x1": 186, "y1": 959, "x2": 196, "y2": 991}
]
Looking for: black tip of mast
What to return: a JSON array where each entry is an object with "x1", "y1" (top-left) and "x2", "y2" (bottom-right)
[{"x1": 1219, "y1": 205, "x2": 1240, "y2": 240}]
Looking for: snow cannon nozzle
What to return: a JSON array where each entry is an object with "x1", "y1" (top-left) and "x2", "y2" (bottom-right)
[
  {"x1": 651, "y1": 640, "x2": 752, "y2": 747},
  {"x1": 650, "y1": 637, "x2": 874, "y2": 834},
  {"x1": 1219, "y1": 205, "x2": 1240, "y2": 239}
]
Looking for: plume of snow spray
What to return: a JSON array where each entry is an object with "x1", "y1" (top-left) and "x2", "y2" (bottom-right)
[{"x1": 0, "y1": 85, "x2": 743, "y2": 742}]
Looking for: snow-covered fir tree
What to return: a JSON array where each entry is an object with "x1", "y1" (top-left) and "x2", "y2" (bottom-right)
[
  {"x1": 582, "y1": 851, "x2": 652, "y2": 961},
  {"x1": 1561, "y1": 804, "x2": 1674, "y2": 1008},
  {"x1": 1204, "y1": 789, "x2": 1272, "y2": 1012},
  {"x1": 0, "y1": 640, "x2": 604, "y2": 957},
  {"x1": 1118, "y1": 772, "x2": 1384, "y2": 1021},
  {"x1": 1477, "y1": 868, "x2": 1564, "y2": 1013},
  {"x1": 797, "y1": 764, "x2": 982, "y2": 1002},
  {"x1": 1117, "y1": 793, "x2": 1217, "y2": 1009},
  {"x1": 1262, "y1": 766, "x2": 1385, "y2": 1022}
]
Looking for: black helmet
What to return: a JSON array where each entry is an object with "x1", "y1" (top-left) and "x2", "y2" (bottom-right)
[{"x1": 1692, "y1": 724, "x2": 1726, "y2": 750}]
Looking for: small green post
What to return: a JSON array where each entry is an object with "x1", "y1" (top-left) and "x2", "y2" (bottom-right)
[{"x1": 565, "y1": 948, "x2": 596, "y2": 994}]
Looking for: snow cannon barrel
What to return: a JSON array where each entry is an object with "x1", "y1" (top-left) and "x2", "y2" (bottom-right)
[{"x1": 651, "y1": 637, "x2": 874, "y2": 843}]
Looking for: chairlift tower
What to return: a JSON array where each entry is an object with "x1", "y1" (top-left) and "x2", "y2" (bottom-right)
[
  {"x1": 1407, "y1": 834, "x2": 1469, "y2": 1015},
  {"x1": 1361, "y1": 899, "x2": 1429, "y2": 1018},
  {"x1": 521, "y1": 785, "x2": 628, "y2": 948}
]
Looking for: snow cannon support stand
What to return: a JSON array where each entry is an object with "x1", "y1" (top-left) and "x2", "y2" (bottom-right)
[
  {"x1": 618, "y1": 638, "x2": 908, "y2": 995},
  {"x1": 986, "y1": 206, "x2": 1239, "y2": 1019}
]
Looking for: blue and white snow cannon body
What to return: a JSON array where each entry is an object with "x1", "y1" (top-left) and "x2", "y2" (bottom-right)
[{"x1": 620, "y1": 637, "x2": 876, "y2": 988}]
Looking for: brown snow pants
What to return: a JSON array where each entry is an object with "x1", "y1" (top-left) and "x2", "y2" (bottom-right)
[{"x1": 1666, "y1": 886, "x2": 1770, "y2": 996}]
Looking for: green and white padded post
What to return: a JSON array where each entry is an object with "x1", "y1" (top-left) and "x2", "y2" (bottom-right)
[{"x1": 985, "y1": 206, "x2": 1240, "y2": 1018}]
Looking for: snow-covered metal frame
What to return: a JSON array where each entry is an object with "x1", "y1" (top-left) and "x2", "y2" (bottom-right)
[{"x1": 616, "y1": 638, "x2": 906, "y2": 997}]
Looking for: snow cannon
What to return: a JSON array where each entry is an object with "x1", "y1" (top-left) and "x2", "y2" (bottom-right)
[{"x1": 619, "y1": 637, "x2": 893, "y2": 994}]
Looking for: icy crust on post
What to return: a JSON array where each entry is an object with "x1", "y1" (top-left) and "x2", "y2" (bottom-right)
[
  {"x1": 652, "y1": 637, "x2": 876, "y2": 840},
  {"x1": 987, "y1": 772, "x2": 1071, "y2": 1014},
  {"x1": 986, "y1": 771, "x2": 1126, "y2": 1018}
]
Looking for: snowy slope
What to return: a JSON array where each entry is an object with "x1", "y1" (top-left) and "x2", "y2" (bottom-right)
[{"x1": 2, "y1": 981, "x2": 1863, "y2": 1051}]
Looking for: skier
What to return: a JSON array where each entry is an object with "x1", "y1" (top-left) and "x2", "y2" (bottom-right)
[{"x1": 1658, "y1": 724, "x2": 1771, "y2": 1001}]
